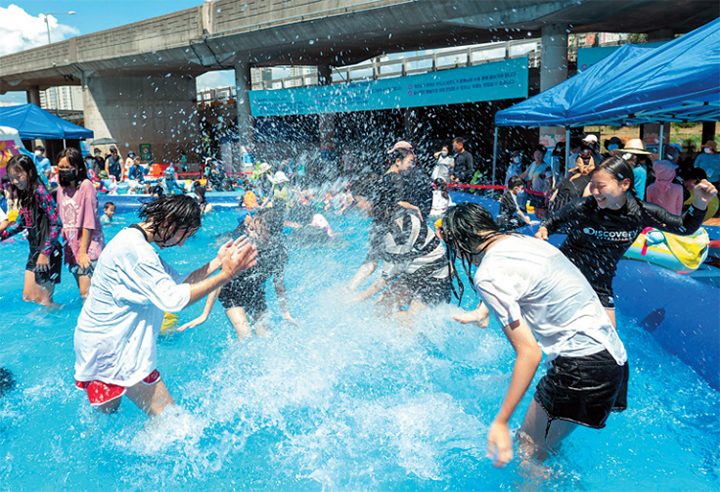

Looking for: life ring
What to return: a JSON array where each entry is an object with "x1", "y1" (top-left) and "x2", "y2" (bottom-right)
[{"x1": 623, "y1": 227, "x2": 709, "y2": 273}]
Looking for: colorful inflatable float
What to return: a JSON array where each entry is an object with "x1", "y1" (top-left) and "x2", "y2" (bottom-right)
[{"x1": 449, "y1": 191, "x2": 720, "y2": 391}]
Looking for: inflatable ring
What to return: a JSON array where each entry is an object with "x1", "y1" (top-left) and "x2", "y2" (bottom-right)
[
  {"x1": 160, "y1": 312, "x2": 179, "y2": 333},
  {"x1": 624, "y1": 227, "x2": 710, "y2": 273}
]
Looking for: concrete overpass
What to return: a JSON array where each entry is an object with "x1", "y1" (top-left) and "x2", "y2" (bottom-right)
[{"x1": 0, "y1": 0, "x2": 717, "y2": 160}]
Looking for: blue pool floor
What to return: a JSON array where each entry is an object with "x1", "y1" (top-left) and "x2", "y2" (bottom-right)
[{"x1": 0, "y1": 210, "x2": 718, "y2": 491}]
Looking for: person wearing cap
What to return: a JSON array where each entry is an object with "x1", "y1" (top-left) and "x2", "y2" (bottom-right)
[
  {"x1": 105, "y1": 147, "x2": 123, "y2": 182},
  {"x1": 124, "y1": 151, "x2": 136, "y2": 174},
  {"x1": 582, "y1": 135, "x2": 602, "y2": 164},
  {"x1": 603, "y1": 137, "x2": 623, "y2": 160},
  {"x1": 694, "y1": 140, "x2": 719, "y2": 188},
  {"x1": 346, "y1": 141, "x2": 429, "y2": 292},
  {"x1": 450, "y1": 137, "x2": 473, "y2": 184},
  {"x1": 613, "y1": 138, "x2": 650, "y2": 200},
  {"x1": 33, "y1": 146, "x2": 52, "y2": 187},
  {"x1": 269, "y1": 171, "x2": 290, "y2": 204},
  {"x1": 646, "y1": 160, "x2": 683, "y2": 215}
]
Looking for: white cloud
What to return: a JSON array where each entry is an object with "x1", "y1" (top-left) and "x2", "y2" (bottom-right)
[
  {"x1": 196, "y1": 70, "x2": 235, "y2": 91},
  {"x1": 0, "y1": 5, "x2": 79, "y2": 57}
]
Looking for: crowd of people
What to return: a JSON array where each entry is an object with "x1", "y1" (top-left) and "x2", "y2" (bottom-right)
[{"x1": 0, "y1": 132, "x2": 717, "y2": 471}]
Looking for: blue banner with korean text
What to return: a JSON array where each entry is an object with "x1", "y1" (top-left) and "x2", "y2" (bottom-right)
[{"x1": 249, "y1": 57, "x2": 528, "y2": 117}]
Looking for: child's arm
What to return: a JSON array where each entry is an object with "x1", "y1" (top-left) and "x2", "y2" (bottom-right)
[
  {"x1": 36, "y1": 186, "x2": 62, "y2": 258},
  {"x1": 488, "y1": 318, "x2": 542, "y2": 468},
  {"x1": 354, "y1": 276, "x2": 388, "y2": 302},
  {"x1": 77, "y1": 228, "x2": 92, "y2": 268},
  {"x1": 178, "y1": 288, "x2": 219, "y2": 331}
]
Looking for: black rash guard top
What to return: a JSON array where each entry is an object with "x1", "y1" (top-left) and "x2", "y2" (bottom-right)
[{"x1": 541, "y1": 194, "x2": 706, "y2": 291}]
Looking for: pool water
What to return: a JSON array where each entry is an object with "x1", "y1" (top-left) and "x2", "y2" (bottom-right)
[{"x1": 0, "y1": 209, "x2": 718, "y2": 491}]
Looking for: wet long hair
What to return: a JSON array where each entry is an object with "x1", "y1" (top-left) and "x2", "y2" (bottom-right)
[
  {"x1": 56, "y1": 148, "x2": 89, "y2": 184},
  {"x1": 138, "y1": 194, "x2": 201, "y2": 243},
  {"x1": 440, "y1": 202, "x2": 506, "y2": 304},
  {"x1": 6, "y1": 155, "x2": 41, "y2": 209},
  {"x1": 595, "y1": 155, "x2": 636, "y2": 196}
]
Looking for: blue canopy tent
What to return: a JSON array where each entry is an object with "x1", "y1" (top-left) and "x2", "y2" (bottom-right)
[
  {"x1": 0, "y1": 103, "x2": 93, "y2": 140},
  {"x1": 492, "y1": 18, "x2": 720, "y2": 181}
]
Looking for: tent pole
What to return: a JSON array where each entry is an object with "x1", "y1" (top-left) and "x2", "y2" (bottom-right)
[
  {"x1": 658, "y1": 123, "x2": 664, "y2": 160},
  {"x1": 565, "y1": 127, "x2": 570, "y2": 177},
  {"x1": 492, "y1": 126, "x2": 498, "y2": 187}
]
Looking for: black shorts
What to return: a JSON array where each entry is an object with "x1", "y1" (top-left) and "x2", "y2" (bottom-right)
[
  {"x1": 26, "y1": 245, "x2": 63, "y2": 285},
  {"x1": 535, "y1": 349, "x2": 629, "y2": 432},
  {"x1": 218, "y1": 281, "x2": 267, "y2": 319},
  {"x1": 402, "y1": 272, "x2": 451, "y2": 306}
]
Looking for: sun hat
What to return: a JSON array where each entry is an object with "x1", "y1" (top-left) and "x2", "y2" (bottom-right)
[
  {"x1": 702, "y1": 140, "x2": 717, "y2": 151},
  {"x1": 273, "y1": 171, "x2": 289, "y2": 183},
  {"x1": 583, "y1": 134, "x2": 598, "y2": 143},
  {"x1": 612, "y1": 138, "x2": 651, "y2": 155},
  {"x1": 387, "y1": 140, "x2": 413, "y2": 154},
  {"x1": 259, "y1": 162, "x2": 272, "y2": 173}
]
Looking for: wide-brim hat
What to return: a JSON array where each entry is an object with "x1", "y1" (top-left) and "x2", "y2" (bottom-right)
[
  {"x1": 702, "y1": 140, "x2": 717, "y2": 150},
  {"x1": 611, "y1": 138, "x2": 651, "y2": 156},
  {"x1": 273, "y1": 171, "x2": 289, "y2": 183},
  {"x1": 583, "y1": 134, "x2": 598, "y2": 143}
]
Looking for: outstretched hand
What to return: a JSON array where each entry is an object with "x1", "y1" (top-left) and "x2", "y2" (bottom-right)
[
  {"x1": 221, "y1": 237, "x2": 258, "y2": 278},
  {"x1": 534, "y1": 226, "x2": 549, "y2": 241},
  {"x1": 178, "y1": 314, "x2": 207, "y2": 332}
]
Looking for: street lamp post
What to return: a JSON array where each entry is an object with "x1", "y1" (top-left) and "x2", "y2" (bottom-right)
[{"x1": 43, "y1": 11, "x2": 76, "y2": 111}]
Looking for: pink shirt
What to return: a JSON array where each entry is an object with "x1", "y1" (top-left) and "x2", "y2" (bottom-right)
[
  {"x1": 57, "y1": 179, "x2": 105, "y2": 265},
  {"x1": 646, "y1": 182, "x2": 683, "y2": 216}
]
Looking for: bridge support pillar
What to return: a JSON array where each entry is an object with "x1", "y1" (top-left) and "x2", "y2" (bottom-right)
[
  {"x1": 83, "y1": 73, "x2": 198, "y2": 162},
  {"x1": 26, "y1": 86, "x2": 41, "y2": 106},
  {"x1": 234, "y1": 62, "x2": 254, "y2": 145},
  {"x1": 317, "y1": 65, "x2": 335, "y2": 154},
  {"x1": 539, "y1": 24, "x2": 568, "y2": 147}
]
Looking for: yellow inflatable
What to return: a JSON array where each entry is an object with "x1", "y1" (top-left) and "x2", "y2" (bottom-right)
[
  {"x1": 160, "y1": 312, "x2": 179, "y2": 333},
  {"x1": 6, "y1": 210, "x2": 18, "y2": 222},
  {"x1": 624, "y1": 227, "x2": 710, "y2": 273}
]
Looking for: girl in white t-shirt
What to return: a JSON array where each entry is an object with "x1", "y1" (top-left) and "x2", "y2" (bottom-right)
[
  {"x1": 74, "y1": 195, "x2": 258, "y2": 417},
  {"x1": 440, "y1": 202, "x2": 628, "y2": 467}
]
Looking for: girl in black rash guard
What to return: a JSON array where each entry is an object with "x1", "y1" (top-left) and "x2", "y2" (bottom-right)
[{"x1": 536, "y1": 156, "x2": 717, "y2": 328}]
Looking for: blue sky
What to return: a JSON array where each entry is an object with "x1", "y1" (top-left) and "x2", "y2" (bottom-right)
[{"x1": 0, "y1": 1, "x2": 239, "y2": 102}]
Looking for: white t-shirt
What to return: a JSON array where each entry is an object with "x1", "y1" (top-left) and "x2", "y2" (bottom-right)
[
  {"x1": 430, "y1": 190, "x2": 454, "y2": 217},
  {"x1": 473, "y1": 235, "x2": 627, "y2": 364},
  {"x1": 74, "y1": 227, "x2": 191, "y2": 386},
  {"x1": 0, "y1": 207, "x2": 7, "y2": 222}
]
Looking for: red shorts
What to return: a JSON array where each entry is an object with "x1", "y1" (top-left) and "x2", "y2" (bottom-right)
[{"x1": 75, "y1": 369, "x2": 161, "y2": 405}]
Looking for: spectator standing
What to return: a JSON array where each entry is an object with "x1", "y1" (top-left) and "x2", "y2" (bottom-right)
[
  {"x1": 613, "y1": 139, "x2": 650, "y2": 200},
  {"x1": 92, "y1": 148, "x2": 105, "y2": 177},
  {"x1": 432, "y1": 145, "x2": 454, "y2": 183},
  {"x1": 694, "y1": 140, "x2": 719, "y2": 187},
  {"x1": 33, "y1": 146, "x2": 52, "y2": 187},
  {"x1": 646, "y1": 160, "x2": 683, "y2": 216},
  {"x1": 451, "y1": 137, "x2": 473, "y2": 184},
  {"x1": 105, "y1": 147, "x2": 123, "y2": 183}
]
